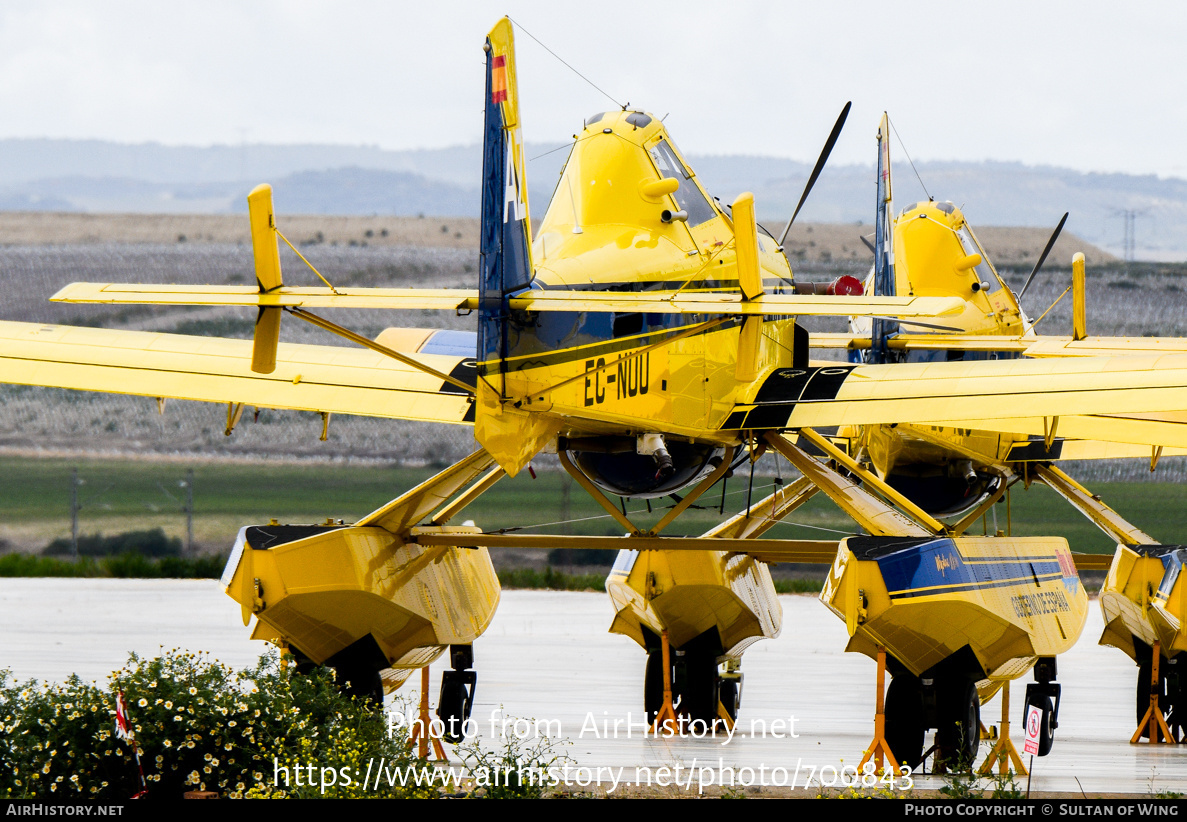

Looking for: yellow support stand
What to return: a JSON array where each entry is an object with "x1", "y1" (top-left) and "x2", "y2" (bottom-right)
[
  {"x1": 716, "y1": 700, "x2": 736, "y2": 732},
  {"x1": 979, "y1": 681, "x2": 1027, "y2": 776},
  {"x1": 1132, "y1": 641, "x2": 1176, "y2": 745},
  {"x1": 408, "y1": 665, "x2": 449, "y2": 762},
  {"x1": 651, "y1": 630, "x2": 679, "y2": 735},
  {"x1": 858, "y1": 646, "x2": 901, "y2": 775}
]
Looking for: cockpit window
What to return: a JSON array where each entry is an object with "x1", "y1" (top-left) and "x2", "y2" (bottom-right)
[
  {"x1": 955, "y1": 226, "x2": 1002, "y2": 292},
  {"x1": 647, "y1": 140, "x2": 717, "y2": 226}
]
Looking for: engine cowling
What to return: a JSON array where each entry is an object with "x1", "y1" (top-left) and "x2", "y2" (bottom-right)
[
  {"x1": 883, "y1": 463, "x2": 1003, "y2": 520},
  {"x1": 563, "y1": 438, "x2": 725, "y2": 499}
]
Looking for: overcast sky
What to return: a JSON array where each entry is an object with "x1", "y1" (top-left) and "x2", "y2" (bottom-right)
[{"x1": 0, "y1": 2, "x2": 1183, "y2": 178}]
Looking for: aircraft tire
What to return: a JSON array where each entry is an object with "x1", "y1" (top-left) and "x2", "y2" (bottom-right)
[
  {"x1": 884, "y1": 675, "x2": 924, "y2": 770},
  {"x1": 1136, "y1": 656, "x2": 1153, "y2": 738},
  {"x1": 644, "y1": 650, "x2": 664, "y2": 724},
  {"x1": 682, "y1": 652, "x2": 719, "y2": 728},
  {"x1": 1135, "y1": 655, "x2": 1173, "y2": 740},
  {"x1": 936, "y1": 678, "x2": 980, "y2": 769},
  {"x1": 1168, "y1": 660, "x2": 1184, "y2": 741},
  {"x1": 437, "y1": 672, "x2": 474, "y2": 744},
  {"x1": 1024, "y1": 692, "x2": 1055, "y2": 757}
]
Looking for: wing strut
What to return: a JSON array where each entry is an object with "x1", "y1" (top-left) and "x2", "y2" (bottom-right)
[
  {"x1": 287, "y1": 307, "x2": 476, "y2": 396},
  {"x1": 765, "y1": 431, "x2": 938, "y2": 537}
]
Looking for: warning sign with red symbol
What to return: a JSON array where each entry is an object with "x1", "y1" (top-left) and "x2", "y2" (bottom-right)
[{"x1": 1024, "y1": 704, "x2": 1043, "y2": 756}]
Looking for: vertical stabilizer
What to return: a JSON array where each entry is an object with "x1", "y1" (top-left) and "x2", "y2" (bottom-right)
[
  {"x1": 479, "y1": 17, "x2": 535, "y2": 369},
  {"x1": 870, "y1": 113, "x2": 898, "y2": 363},
  {"x1": 474, "y1": 18, "x2": 558, "y2": 477}
]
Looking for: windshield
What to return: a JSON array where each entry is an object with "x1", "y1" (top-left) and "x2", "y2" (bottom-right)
[
  {"x1": 647, "y1": 140, "x2": 717, "y2": 226},
  {"x1": 955, "y1": 226, "x2": 1001, "y2": 292}
]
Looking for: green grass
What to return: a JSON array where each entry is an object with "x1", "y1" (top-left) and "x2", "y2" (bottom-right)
[
  {"x1": 773, "y1": 578, "x2": 823, "y2": 594},
  {"x1": 0, "y1": 456, "x2": 1180, "y2": 563},
  {"x1": 0, "y1": 552, "x2": 226, "y2": 578},
  {"x1": 497, "y1": 567, "x2": 608, "y2": 591}
]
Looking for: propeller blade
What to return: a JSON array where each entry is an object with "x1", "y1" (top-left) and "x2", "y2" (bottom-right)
[
  {"x1": 1017, "y1": 212, "x2": 1068, "y2": 301},
  {"x1": 859, "y1": 234, "x2": 876, "y2": 255},
  {"x1": 779, "y1": 101, "x2": 851, "y2": 246}
]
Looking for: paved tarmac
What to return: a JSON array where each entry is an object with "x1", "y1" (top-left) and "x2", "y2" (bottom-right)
[{"x1": 1, "y1": 579, "x2": 1183, "y2": 795}]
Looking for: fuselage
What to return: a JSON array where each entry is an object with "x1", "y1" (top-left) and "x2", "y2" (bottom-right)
[{"x1": 845, "y1": 201, "x2": 1036, "y2": 519}]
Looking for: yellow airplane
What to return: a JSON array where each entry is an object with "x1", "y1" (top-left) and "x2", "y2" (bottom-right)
[
  {"x1": 805, "y1": 114, "x2": 1187, "y2": 760},
  {"x1": 3, "y1": 18, "x2": 1187, "y2": 763}
]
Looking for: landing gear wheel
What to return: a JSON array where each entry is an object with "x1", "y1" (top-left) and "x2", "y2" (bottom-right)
[
  {"x1": 1167, "y1": 662, "x2": 1184, "y2": 741},
  {"x1": 936, "y1": 679, "x2": 980, "y2": 769},
  {"x1": 681, "y1": 652, "x2": 719, "y2": 729},
  {"x1": 437, "y1": 670, "x2": 476, "y2": 744},
  {"x1": 885, "y1": 675, "x2": 925, "y2": 770},
  {"x1": 1137, "y1": 655, "x2": 1154, "y2": 733},
  {"x1": 1023, "y1": 692, "x2": 1055, "y2": 757},
  {"x1": 644, "y1": 650, "x2": 664, "y2": 724},
  {"x1": 1136, "y1": 654, "x2": 1177, "y2": 740}
]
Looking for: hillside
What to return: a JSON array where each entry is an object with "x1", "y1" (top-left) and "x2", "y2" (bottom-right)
[
  {"x1": 0, "y1": 138, "x2": 1180, "y2": 259},
  {"x1": 0, "y1": 212, "x2": 1116, "y2": 269}
]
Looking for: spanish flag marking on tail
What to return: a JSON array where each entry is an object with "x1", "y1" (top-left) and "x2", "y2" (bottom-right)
[{"x1": 491, "y1": 55, "x2": 508, "y2": 103}]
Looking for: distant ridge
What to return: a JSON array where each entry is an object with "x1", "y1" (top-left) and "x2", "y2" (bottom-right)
[{"x1": 0, "y1": 138, "x2": 1182, "y2": 260}]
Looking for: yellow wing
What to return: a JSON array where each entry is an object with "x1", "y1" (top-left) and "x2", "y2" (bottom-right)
[
  {"x1": 811, "y1": 332, "x2": 1187, "y2": 357},
  {"x1": 0, "y1": 321, "x2": 476, "y2": 424},
  {"x1": 52, "y1": 282, "x2": 964, "y2": 319},
  {"x1": 807, "y1": 332, "x2": 1187, "y2": 449},
  {"x1": 923, "y1": 413, "x2": 1187, "y2": 451},
  {"x1": 52, "y1": 282, "x2": 481, "y2": 312},
  {"x1": 723, "y1": 355, "x2": 1187, "y2": 431}
]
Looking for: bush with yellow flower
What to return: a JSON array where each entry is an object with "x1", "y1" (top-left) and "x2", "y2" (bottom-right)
[{"x1": 1, "y1": 649, "x2": 431, "y2": 799}]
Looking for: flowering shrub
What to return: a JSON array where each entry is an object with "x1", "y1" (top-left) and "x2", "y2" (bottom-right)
[{"x1": 0, "y1": 650, "x2": 431, "y2": 799}]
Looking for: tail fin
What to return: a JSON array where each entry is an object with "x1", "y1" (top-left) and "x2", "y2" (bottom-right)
[
  {"x1": 479, "y1": 17, "x2": 534, "y2": 367},
  {"x1": 473, "y1": 18, "x2": 559, "y2": 479},
  {"x1": 870, "y1": 112, "x2": 898, "y2": 362}
]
